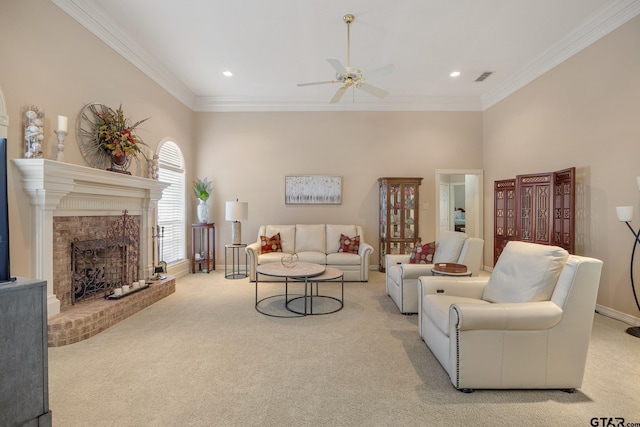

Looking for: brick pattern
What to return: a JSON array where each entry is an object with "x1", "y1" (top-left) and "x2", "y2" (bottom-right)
[
  {"x1": 47, "y1": 276, "x2": 175, "y2": 347},
  {"x1": 53, "y1": 215, "x2": 141, "y2": 309}
]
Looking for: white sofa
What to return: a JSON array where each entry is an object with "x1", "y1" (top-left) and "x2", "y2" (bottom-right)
[
  {"x1": 385, "y1": 231, "x2": 484, "y2": 314},
  {"x1": 246, "y1": 224, "x2": 373, "y2": 282},
  {"x1": 418, "y1": 241, "x2": 603, "y2": 392}
]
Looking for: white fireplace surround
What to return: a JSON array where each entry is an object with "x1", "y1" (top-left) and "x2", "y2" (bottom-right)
[{"x1": 13, "y1": 159, "x2": 168, "y2": 317}]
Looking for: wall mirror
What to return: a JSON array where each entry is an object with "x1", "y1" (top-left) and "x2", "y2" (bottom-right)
[{"x1": 435, "y1": 169, "x2": 483, "y2": 240}]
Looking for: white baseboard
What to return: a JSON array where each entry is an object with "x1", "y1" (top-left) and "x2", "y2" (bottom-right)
[
  {"x1": 167, "y1": 260, "x2": 190, "y2": 278},
  {"x1": 595, "y1": 304, "x2": 640, "y2": 326}
]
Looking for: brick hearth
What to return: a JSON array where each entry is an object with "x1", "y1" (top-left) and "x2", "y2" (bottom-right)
[{"x1": 47, "y1": 276, "x2": 175, "y2": 347}]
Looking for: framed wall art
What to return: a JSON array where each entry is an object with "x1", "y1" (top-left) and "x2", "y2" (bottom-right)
[{"x1": 285, "y1": 176, "x2": 342, "y2": 205}]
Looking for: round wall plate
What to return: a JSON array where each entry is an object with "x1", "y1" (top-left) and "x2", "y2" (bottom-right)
[{"x1": 77, "y1": 102, "x2": 110, "y2": 169}]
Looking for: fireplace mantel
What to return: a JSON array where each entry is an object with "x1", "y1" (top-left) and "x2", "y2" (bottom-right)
[{"x1": 13, "y1": 159, "x2": 168, "y2": 317}]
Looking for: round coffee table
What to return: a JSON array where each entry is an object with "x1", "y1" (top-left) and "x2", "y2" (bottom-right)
[
  {"x1": 431, "y1": 262, "x2": 472, "y2": 277},
  {"x1": 255, "y1": 261, "x2": 325, "y2": 317},
  {"x1": 287, "y1": 267, "x2": 344, "y2": 315}
]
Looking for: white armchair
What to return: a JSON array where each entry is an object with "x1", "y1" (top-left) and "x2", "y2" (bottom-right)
[
  {"x1": 418, "y1": 241, "x2": 603, "y2": 392},
  {"x1": 385, "y1": 231, "x2": 484, "y2": 314}
]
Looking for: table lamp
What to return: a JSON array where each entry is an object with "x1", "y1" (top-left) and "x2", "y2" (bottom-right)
[{"x1": 226, "y1": 199, "x2": 248, "y2": 245}]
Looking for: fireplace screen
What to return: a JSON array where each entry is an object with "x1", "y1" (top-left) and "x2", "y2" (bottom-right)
[{"x1": 71, "y1": 211, "x2": 140, "y2": 304}]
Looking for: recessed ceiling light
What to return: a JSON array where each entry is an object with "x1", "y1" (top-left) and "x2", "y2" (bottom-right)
[
  {"x1": 222, "y1": 70, "x2": 233, "y2": 77},
  {"x1": 450, "y1": 71, "x2": 461, "y2": 78}
]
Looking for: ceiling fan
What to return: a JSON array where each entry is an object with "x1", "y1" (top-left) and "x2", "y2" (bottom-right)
[{"x1": 297, "y1": 14, "x2": 397, "y2": 104}]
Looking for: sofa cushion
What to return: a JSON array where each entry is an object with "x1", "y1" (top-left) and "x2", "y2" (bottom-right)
[
  {"x1": 483, "y1": 241, "x2": 569, "y2": 303},
  {"x1": 260, "y1": 233, "x2": 282, "y2": 253},
  {"x1": 326, "y1": 225, "x2": 357, "y2": 253},
  {"x1": 338, "y1": 234, "x2": 360, "y2": 254},
  {"x1": 297, "y1": 251, "x2": 327, "y2": 265},
  {"x1": 409, "y1": 241, "x2": 436, "y2": 264},
  {"x1": 265, "y1": 225, "x2": 296, "y2": 253},
  {"x1": 327, "y1": 252, "x2": 361, "y2": 265},
  {"x1": 295, "y1": 224, "x2": 326, "y2": 253},
  {"x1": 433, "y1": 231, "x2": 468, "y2": 264},
  {"x1": 257, "y1": 251, "x2": 286, "y2": 265}
]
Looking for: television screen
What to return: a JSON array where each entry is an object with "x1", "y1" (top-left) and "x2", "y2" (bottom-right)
[{"x1": 0, "y1": 138, "x2": 10, "y2": 282}]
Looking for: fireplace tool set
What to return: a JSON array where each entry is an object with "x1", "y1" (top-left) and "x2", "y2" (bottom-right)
[{"x1": 152, "y1": 225, "x2": 167, "y2": 280}]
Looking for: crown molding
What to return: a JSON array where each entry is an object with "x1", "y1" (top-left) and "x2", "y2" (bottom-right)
[
  {"x1": 51, "y1": 0, "x2": 197, "y2": 110},
  {"x1": 52, "y1": 0, "x2": 640, "y2": 113},
  {"x1": 193, "y1": 95, "x2": 483, "y2": 112},
  {"x1": 481, "y1": 0, "x2": 640, "y2": 109}
]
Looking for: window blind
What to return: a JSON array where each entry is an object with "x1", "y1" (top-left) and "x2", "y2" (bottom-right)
[{"x1": 157, "y1": 141, "x2": 185, "y2": 264}]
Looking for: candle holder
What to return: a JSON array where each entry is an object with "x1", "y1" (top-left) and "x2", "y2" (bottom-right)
[{"x1": 54, "y1": 130, "x2": 67, "y2": 162}]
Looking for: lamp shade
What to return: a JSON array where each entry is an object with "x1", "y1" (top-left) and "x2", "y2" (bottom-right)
[
  {"x1": 225, "y1": 201, "x2": 248, "y2": 222},
  {"x1": 637, "y1": 176, "x2": 640, "y2": 191},
  {"x1": 616, "y1": 206, "x2": 633, "y2": 222}
]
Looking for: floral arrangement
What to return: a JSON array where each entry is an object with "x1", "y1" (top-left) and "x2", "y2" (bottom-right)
[
  {"x1": 94, "y1": 104, "x2": 148, "y2": 158},
  {"x1": 193, "y1": 177, "x2": 212, "y2": 201}
]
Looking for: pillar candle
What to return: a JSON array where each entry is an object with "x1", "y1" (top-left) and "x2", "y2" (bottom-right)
[{"x1": 57, "y1": 115, "x2": 68, "y2": 132}]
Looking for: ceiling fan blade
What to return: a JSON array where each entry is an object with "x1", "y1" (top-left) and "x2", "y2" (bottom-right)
[
  {"x1": 326, "y1": 58, "x2": 347, "y2": 75},
  {"x1": 358, "y1": 83, "x2": 389, "y2": 99},
  {"x1": 362, "y1": 63, "x2": 397, "y2": 80},
  {"x1": 329, "y1": 86, "x2": 348, "y2": 104},
  {"x1": 297, "y1": 80, "x2": 337, "y2": 87}
]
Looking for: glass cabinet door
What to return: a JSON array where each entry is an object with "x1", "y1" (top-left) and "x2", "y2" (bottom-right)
[{"x1": 378, "y1": 177, "x2": 422, "y2": 271}]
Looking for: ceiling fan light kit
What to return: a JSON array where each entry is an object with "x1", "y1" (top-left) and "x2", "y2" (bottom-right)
[{"x1": 297, "y1": 13, "x2": 396, "y2": 104}]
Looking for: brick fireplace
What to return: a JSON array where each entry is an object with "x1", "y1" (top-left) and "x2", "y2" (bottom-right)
[{"x1": 12, "y1": 159, "x2": 168, "y2": 317}]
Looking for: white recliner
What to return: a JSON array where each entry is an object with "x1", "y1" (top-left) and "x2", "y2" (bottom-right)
[
  {"x1": 418, "y1": 241, "x2": 603, "y2": 392},
  {"x1": 385, "y1": 231, "x2": 484, "y2": 314}
]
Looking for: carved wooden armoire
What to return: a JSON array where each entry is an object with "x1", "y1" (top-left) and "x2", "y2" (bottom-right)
[{"x1": 494, "y1": 167, "x2": 575, "y2": 264}]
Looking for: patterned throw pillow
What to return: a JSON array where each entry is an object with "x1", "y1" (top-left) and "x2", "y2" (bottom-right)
[
  {"x1": 409, "y1": 241, "x2": 436, "y2": 264},
  {"x1": 338, "y1": 234, "x2": 360, "y2": 254},
  {"x1": 260, "y1": 233, "x2": 282, "y2": 253}
]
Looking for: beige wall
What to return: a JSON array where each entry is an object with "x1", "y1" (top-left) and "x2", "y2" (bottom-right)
[
  {"x1": 2, "y1": 0, "x2": 639, "y2": 319},
  {"x1": 0, "y1": 0, "x2": 196, "y2": 278},
  {"x1": 195, "y1": 111, "x2": 483, "y2": 260},
  {"x1": 483, "y1": 15, "x2": 640, "y2": 318}
]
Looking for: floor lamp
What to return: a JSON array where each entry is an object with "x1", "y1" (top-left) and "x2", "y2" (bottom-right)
[
  {"x1": 616, "y1": 176, "x2": 640, "y2": 338},
  {"x1": 226, "y1": 200, "x2": 248, "y2": 245}
]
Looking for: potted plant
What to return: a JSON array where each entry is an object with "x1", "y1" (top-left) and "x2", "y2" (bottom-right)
[
  {"x1": 193, "y1": 177, "x2": 212, "y2": 223},
  {"x1": 93, "y1": 104, "x2": 149, "y2": 173}
]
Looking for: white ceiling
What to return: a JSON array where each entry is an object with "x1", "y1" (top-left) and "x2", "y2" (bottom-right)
[{"x1": 53, "y1": 0, "x2": 640, "y2": 112}]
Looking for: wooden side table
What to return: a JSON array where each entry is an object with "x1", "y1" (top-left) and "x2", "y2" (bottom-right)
[{"x1": 191, "y1": 223, "x2": 215, "y2": 273}]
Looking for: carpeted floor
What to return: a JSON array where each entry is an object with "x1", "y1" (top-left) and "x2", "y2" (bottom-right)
[{"x1": 48, "y1": 271, "x2": 640, "y2": 426}]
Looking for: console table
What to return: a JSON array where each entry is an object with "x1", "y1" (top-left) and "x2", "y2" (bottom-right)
[
  {"x1": 0, "y1": 278, "x2": 52, "y2": 426},
  {"x1": 191, "y1": 223, "x2": 215, "y2": 273}
]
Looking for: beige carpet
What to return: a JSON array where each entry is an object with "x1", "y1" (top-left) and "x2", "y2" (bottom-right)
[{"x1": 48, "y1": 271, "x2": 640, "y2": 426}]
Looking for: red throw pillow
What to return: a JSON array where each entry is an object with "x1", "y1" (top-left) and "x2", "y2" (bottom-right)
[
  {"x1": 260, "y1": 233, "x2": 282, "y2": 253},
  {"x1": 409, "y1": 241, "x2": 436, "y2": 264},
  {"x1": 338, "y1": 234, "x2": 360, "y2": 254}
]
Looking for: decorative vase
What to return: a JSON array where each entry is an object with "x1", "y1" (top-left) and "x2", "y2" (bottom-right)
[
  {"x1": 107, "y1": 151, "x2": 131, "y2": 175},
  {"x1": 23, "y1": 105, "x2": 44, "y2": 159},
  {"x1": 197, "y1": 199, "x2": 208, "y2": 223},
  {"x1": 112, "y1": 151, "x2": 127, "y2": 165}
]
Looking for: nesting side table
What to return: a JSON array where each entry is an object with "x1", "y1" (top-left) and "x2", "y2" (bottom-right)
[{"x1": 225, "y1": 244, "x2": 248, "y2": 279}]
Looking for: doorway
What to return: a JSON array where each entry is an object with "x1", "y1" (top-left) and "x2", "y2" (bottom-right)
[{"x1": 435, "y1": 169, "x2": 483, "y2": 240}]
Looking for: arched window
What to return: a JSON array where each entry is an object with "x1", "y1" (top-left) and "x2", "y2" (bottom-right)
[{"x1": 157, "y1": 140, "x2": 186, "y2": 264}]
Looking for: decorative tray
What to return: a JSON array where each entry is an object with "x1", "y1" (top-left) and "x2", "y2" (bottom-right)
[{"x1": 106, "y1": 283, "x2": 150, "y2": 300}]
